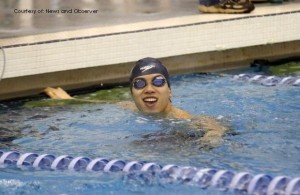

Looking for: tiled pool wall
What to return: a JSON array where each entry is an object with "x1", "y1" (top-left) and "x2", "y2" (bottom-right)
[{"x1": 0, "y1": 11, "x2": 300, "y2": 100}]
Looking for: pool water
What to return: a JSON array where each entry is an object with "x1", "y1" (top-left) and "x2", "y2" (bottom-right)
[{"x1": 0, "y1": 68, "x2": 299, "y2": 194}]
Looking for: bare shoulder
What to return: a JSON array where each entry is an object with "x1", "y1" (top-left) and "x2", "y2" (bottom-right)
[{"x1": 169, "y1": 107, "x2": 192, "y2": 119}]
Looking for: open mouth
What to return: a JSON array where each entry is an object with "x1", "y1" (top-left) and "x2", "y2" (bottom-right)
[
  {"x1": 143, "y1": 97, "x2": 158, "y2": 107},
  {"x1": 143, "y1": 97, "x2": 158, "y2": 103}
]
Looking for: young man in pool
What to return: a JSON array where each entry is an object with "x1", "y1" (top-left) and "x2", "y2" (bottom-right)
[
  {"x1": 118, "y1": 57, "x2": 192, "y2": 119},
  {"x1": 44, "y1": 57, "x2": 228, "y2": 147},
  {"x1": 44, "y1": 57, "x2": 190, "y2": 119}
]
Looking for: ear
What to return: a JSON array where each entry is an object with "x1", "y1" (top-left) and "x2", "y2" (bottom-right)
[{"x1": 169, "y1": 88, "x2": 172, "y2": 97}]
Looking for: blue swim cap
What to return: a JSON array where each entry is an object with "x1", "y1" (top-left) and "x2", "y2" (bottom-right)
[{"x1": 129, "y1": 57, "x2": 170, "y2": 87}]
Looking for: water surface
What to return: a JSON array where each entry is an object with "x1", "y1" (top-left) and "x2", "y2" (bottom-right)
[{"x1": 0, "y1": 70, "x2": 299, "y2": 194}]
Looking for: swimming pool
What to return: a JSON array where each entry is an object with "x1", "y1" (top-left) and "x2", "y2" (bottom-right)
[{"x1": 0, "y1": 68, "x2": 299, "y2": 194}]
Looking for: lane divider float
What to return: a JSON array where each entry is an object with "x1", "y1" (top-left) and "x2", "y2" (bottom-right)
[
  {"x1": 232, "y1": 74, "x2": 300, "y2": 86},
  {"x1": 0, "y1": 150, "x2": 299, "y2": 194}
]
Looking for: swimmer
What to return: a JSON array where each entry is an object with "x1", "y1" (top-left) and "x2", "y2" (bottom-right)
[{"x1": 44, "y1": 57, "x2": 228, "y2": 147}]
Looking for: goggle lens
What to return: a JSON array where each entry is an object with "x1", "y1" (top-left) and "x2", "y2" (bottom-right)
[
  {"x1": 133, "y1": 79, "x2": 146, "y2": 89},
  {"x1": 152, "y1": 76, "x2": 165, "y2": 87},
  {"x1": 133, "y1": 76, "x2": 166, "y2": 89}
]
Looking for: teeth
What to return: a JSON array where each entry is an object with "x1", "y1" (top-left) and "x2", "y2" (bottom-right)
[{"x1": 144, "y1": 98, "x2": 157, "y2": 102}]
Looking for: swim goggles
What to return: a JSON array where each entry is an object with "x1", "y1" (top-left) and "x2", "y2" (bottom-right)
[{"x1": 132, "y1": 75, "x2": 166, "y2": 89}]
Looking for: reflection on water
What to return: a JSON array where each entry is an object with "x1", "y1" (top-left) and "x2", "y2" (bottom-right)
[
  {"x1": 0, "y1": 103, "x2": 68, "y2": 150},
  {"x1": 0, "y1": 100, "x2": 207, "y2": 161},
  {"x1": 0, "y1": 0, "x2": 197, "y2": 38}
]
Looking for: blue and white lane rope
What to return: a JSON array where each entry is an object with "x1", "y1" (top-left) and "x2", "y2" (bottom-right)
[
  {"x1": 1, "y1": 151, "x2": 299, "y2": 194},
  {"x1": 232, "y1": 74, "x2": 300, "y2": 86}
]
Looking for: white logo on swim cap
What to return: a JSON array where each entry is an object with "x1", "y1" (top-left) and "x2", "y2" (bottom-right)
[{"x1": 140, "y1": 64, "x2": 155, "y2": 72}]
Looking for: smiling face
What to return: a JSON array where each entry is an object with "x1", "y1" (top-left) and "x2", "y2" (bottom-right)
[{"x1": 131, "y1": 73, "x2": 172, "y2": 114}]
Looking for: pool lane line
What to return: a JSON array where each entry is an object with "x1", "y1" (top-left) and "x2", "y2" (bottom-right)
[
  {"x1": 232, "y1": 74, "x2": 300, "y2": 86},
  {"x1": 0, "y1": 150, "x2": 299, "y2": 194}
]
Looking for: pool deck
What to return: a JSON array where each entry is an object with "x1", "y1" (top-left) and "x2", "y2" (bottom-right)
[{"x1": 0, "y1": 1, "x2": 300, "y2": 100}]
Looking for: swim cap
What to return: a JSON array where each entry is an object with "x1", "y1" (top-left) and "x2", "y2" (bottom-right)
[{"x1": 129, "y1": 57, "x2": 170, "y2": 87}]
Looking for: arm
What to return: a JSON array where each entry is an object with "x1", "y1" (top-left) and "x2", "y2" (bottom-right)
[
  {"x1": 43, "y1": 87, "x2": 136, "y2": 109},
  {"x1": 44, "y1": 87, "x2": 74, "y2": 100},
  {"x1": 191, "y1": 115, "x2": 229, "y2": 148},
  {"x1": 43, "y1": 87, "x2": 112, "y2": 103}
]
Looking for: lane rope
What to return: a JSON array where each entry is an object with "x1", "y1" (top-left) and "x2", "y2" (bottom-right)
[
  {"x1": 0, "y1": 150, "x2": 299, "y2": 194},
  {"x1": 232, "y1": 74, "x2": 300, "y2": 86}
]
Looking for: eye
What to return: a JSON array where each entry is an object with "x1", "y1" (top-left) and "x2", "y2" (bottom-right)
[
  {"x1": 133, "y1": 79, "x2": 146, "y2": 89},
  {"x1": 152, "y1": 76, "x2": 165, "y2": 87}
]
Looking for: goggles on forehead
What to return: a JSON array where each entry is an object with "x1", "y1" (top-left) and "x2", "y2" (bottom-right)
[{"x1": 132, "y1": 75, "x2": 166, "y2": 90}]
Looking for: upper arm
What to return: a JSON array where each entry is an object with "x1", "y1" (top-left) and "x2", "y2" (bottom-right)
[
  {"x1": 192, "y1": 116, "x2": 228, "y2": 137},
  {"x1": 191, "y1": 116, "x2": 229, "y2": 148}
]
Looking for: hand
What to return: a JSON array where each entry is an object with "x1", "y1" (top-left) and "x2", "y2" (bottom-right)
[{"x1": 43, "y1": 87, "x2": 74, "y2": 100}]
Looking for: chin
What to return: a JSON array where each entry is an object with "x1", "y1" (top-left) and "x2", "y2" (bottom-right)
[
  {"x1": 143, "y1": 110, "x2": 158, "y2": 114},
  {"x1": 141, "y1": 108, "x2": 160, "y2": 114}
]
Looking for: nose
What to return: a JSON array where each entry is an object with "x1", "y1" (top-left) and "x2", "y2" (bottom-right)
[{"x1": 144, "y1": 83, "x2": 155, "y2": 94}]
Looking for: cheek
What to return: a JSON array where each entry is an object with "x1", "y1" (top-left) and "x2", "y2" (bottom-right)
[
  {"x1": 131, "y1": 90, "x2": 142, "y2": 102},
  {"x1": 160, "y1": 88, "x2": 171, "y2": 101}
]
